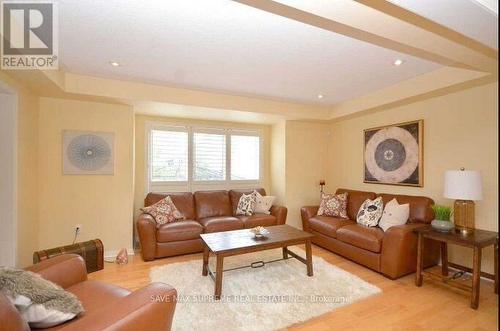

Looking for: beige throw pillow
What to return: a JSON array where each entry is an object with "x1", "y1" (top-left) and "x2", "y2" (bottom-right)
[
  {"x1": 317, "y1": 192, "x2": 348, "y2": 218},
  {"x1": 378, "y1": 198, "x2": 410, "y2": 231},
  {"x1": 253, "y1": 190, "x2": 275, "y2": 214},
  {"x1": 141, "y1": 196, "x2": 184, "y2": 226}
]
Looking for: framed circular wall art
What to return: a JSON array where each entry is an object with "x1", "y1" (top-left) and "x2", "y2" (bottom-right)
[
  {"x1": 62, "y1": 130, "x2": 115, "y2": 175},
  {"x1": 364, "y1": 120, "x2": 423, "y2": 187}
]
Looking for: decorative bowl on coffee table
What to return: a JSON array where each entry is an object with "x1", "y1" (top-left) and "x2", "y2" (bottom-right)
[{"x1": 250, "y1": 226, "x2": 270, "y2": 238}]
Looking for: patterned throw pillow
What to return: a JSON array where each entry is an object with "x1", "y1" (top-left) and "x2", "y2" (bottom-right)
[
  {"x1": 141, "y1": 196, "x2": 184, "y2": 226},
  {"x1": 236, "y1": 192, "x2": 256, "y2": 216},
  {"x1": 356, "y1": 197, "x2": 384, "y2": 227},
  {"x1": 317, "y1": 192, "x2": 348, "y2": 218}
]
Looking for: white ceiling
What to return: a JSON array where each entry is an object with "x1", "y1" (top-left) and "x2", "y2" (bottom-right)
[
  {"x1": 57, "y1": 0, "x2": 441, "y2": 106},
  {"x1": 389, "y1": 0, "x2": 498, "y2": 49},
  {"x1": 55, "y1": 0, "x2": 496, "y2": 107}
]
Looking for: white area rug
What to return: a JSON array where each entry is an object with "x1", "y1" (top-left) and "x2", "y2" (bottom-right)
[{"x1": 150, "y1": 248, "x2": 381, "y2": 331}]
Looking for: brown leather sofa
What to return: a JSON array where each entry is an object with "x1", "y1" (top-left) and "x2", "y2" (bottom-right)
[
  {"x1": 0, "y1": 254, "x2": 176, "y2": 331},
  {"x1": 137, "y1": 188, "x2": 287, "y2": 261},
  {"x1": 301, "y1": 188, "x2": 440, "y2": 279}
]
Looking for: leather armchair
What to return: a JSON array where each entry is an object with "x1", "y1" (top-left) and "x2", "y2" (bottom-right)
[{"x1": 0, "y1": 254, "x2": 177, "y2": 331}]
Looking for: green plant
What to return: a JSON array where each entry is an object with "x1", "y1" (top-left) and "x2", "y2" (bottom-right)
[{"x1": 432, "y1": 205, "x2": 452, "y2": 221}]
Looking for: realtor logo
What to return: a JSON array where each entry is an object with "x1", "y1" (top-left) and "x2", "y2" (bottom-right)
[{"x1": 1, "y1": 0, "x2": 58, "y2": 70}]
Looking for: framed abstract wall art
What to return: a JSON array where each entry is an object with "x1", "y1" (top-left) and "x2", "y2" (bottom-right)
[
  {"x1": 363, "y1": 120, "x2": 423, "y2": 187},
  {"x1": 62, "y1": 130, "x2": 115, "y2": 175}
]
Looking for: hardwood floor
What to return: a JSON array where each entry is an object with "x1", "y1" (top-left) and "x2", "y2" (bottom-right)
[{"x1": 89, "y1": 245, "x2": 498, "y2": 330}]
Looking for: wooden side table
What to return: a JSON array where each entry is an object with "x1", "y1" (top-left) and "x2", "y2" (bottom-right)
[{"x1": 414, "y1": 226, "x2": 498, "y2": 309}]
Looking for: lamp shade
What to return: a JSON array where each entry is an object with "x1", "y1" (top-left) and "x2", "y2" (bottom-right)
[{"x1": 444, "y1": 170, "x2": 483, "y2": 200}]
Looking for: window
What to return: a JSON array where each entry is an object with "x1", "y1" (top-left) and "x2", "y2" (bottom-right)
[
  {"x1": 147, "y1": 122, "x2": 262, "y2": 192},
  {"x1": 231, "y1": 134, "x2": 260, "y2": 180},
  {"x1": 150, "y1": 129, "x2": 188, "y2": 182},
  {"x1": 193, "y1": 132, "x2": 226, "y2": 181}
]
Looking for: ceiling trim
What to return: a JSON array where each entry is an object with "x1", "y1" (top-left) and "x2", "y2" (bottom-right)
[
  {"x1": 51, "y1": 71, "x2": 330, "y2": 120},
  {"x1": 235, "y1": 0, "x2": 497, "y2": 73},
  {"x1": 330, "y1": 73, "x2": 497, "y2": 122},
  {"x1": 355, "y1": 0, "x2": 498, "y2": 59},
  {"x1": 329, "y1": 66, "x2": 491, "y2": 119}
]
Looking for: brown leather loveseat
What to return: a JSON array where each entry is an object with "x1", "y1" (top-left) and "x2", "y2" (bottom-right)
[
  {"x1": 137, "y1": 188, "x2": 287, "y2": 261},
  {"x1": 301, "y1": 188, "x2": 440, "y2": 279},
  {"x1": 0, "y1": 254, "x2": 176, "y2": 331}
]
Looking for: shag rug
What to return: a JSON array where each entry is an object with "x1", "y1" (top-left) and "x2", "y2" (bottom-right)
[{"x1": 150, "y1": 248, "x2": 380, "y2": 331}]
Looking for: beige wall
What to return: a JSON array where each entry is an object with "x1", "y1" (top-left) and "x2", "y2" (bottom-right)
[
  {"x1": 328, "y1": 83, "x2": 498, "y2": 273},
  {"x1": 284, "y1": 121, "x2": 331, "y2": 228},
  {"x1": 38, "y1": 97, "x2": 135, "y2": 256},
  {"x1": 270, "y1": 122, "x2": 286, "y2": 205},
  {"x1": 269, "y1": 121, "x2": 330, "y2": 228},
  {"x1": 0, "y1": 73, "x2": 40, "y2": 267}
]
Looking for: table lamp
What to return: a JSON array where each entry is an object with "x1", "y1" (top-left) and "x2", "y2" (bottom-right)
[{"x1": 444, "y1": 168, "x2": 483, "y2": 234}]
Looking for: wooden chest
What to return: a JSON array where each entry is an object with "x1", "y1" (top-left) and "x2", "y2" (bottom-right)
[{"x1": 33, "y1": 239, "x2": 104, "y2": 273}]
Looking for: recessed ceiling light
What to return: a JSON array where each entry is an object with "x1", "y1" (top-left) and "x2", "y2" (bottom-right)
[
  {"x1": 109, "y1": 61, "x2": 121, "y2": 67},
  {"x1": 393, "y1": 59, "x2": 405, "y2": 66},
  {"x1": 317, "y1": 94, "x2": 324, "y2": 99}
]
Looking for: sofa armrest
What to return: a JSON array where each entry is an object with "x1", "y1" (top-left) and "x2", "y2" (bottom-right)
[
  {"x1": 300, "y1": 206, "x2": 319, "y2": 232},
  {"x1": 59, "y1": 283, "x2": 177, "y2": 331},
  {"x1": 270, "y1": 205, "x2": 287, "y2": 225},
  {"x1": 25, "y1": 254, "x2": 87, "y2": 289},
  {"x1": 137, "y1": 214, "x2": 157, "y2": 261},
  {"x1": 381, "y1": 223, "x2": 440, "y2": 279}
]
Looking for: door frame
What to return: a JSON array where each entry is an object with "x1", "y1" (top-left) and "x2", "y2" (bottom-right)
[{"x1": 0, "y1": 80, "x2": 18, "y2": 267}]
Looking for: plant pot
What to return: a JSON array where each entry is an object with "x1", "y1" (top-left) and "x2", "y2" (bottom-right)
[{"x1": 431, "y1": 219, "x2": 454, "y2": 232}]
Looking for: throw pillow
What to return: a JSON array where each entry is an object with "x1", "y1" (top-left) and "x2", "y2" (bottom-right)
[
  {"x1": 141, "y1": 196, "x2": 184, "y2": 226},
  {"x1": 253, "y1": 190, "x2": 275, "y2": 214},
  {"x1": 378, "y1": 198, "x2": 410, "y2": 232},
  {"x1": 317, "y1": 192, "x2": 348, "y2": 218},
  {"x1": 0, "y1": 267, "x2": 84, "y2": 328},
  {"x1": 236, "y1": 192, "x2": 256, "y2": 216},
  {"x1": 356, "y1": 197, "x2": 384, "y2": 227}
]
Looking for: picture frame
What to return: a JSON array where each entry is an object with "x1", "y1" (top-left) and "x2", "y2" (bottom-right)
[{"x1": 363, "y1": 120, "x2": 423, "y2": 187}]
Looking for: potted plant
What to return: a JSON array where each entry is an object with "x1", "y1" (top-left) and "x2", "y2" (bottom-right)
[{"x1": 431, "y1": 205, "x2": 454, "y2": 232}]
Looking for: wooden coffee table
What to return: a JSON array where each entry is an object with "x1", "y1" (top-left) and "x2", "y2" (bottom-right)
[{"x1": 200, "y1": 224, "x2": 314, "y2": 299}]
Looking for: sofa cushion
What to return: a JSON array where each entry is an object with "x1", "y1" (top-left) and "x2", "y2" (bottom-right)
[
  {"x1": 144, "y1": 192, "x2": 195, "y2": 220},
  {"x1": 378, "y1": 193, "x2": 434, "y2": 224},
  {"x1": 156, "y1": 220, "x2": 203, "y2": 243},
  {"x1": 229, "y1": 189, "x2": 266, "y2": 215},
  {"x1": 336, "y1": 189, "x2": 377, "y2": 221},
  {"x1": 194, "y1": 191, "x2": 232, "y2": 219},
  {"x1": 308, "y1": 216, "x2": 355, "y2": 238},
  {"x1": 198, "y1": 216, "x2": 244, "y2": 233},
  {"x1": 336, "y1": 224, "x2": 384, "y2": 253},
  {"x1": 237, "y1": 214, "x2": 277, "y2": 228}
]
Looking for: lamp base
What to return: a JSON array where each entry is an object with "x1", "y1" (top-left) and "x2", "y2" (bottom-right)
[{"x1": 453, "y1": 200, "x2": 475, "y2": 234}]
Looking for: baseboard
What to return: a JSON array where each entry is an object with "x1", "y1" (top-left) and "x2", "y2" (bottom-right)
[{"x1": 104, "y1": 248, "x2": 135, "y2": 259}]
